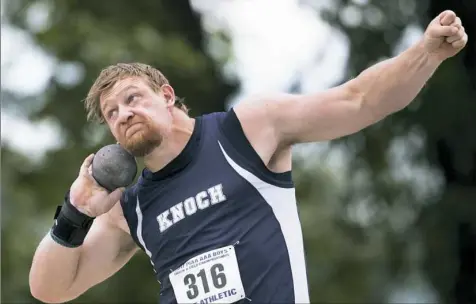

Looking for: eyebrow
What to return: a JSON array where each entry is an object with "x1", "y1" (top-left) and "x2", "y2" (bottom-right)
[{"x1": 101, "y1": 85, "x2": 140, "y2": 114}]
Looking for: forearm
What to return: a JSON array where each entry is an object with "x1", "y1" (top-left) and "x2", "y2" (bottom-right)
[
  {"x1": 350, "y1": 39, "x2": 441, "y2": 117},
  {"x1": 29, "y1": 234, "x2": 81, "y2": 303}
]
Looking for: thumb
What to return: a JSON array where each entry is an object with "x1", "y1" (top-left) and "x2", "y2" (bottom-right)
[{"x1": 105, "y1": 187, "x2": 126, "y2": 208}]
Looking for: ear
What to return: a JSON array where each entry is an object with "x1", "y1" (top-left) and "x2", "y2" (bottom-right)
[{"x1": 160, "y1": 84, "x2": 176, "y2": 108}]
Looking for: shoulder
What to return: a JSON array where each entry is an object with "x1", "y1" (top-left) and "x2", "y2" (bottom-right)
[
  {"x1": 227, "y1": 93, "x2": 295, "y2": 146},
  {"x1": 198, "y1": 106, "x2": 268, "y2": 140}
]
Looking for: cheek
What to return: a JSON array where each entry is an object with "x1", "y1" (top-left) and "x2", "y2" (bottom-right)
[
  {"x1": 153, "y1": 111, "x2": 172, "y2": 129},
  {"x1": 109, "y1": 122, "x2": 122, "y2": 139},
  {"x1": 144, "y1": 107, "x2": 169, "y2": 124}
]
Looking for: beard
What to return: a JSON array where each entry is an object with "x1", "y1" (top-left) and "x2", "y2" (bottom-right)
[{"x1": 122, "y1": 123, "x2": 163, "y2": 157}]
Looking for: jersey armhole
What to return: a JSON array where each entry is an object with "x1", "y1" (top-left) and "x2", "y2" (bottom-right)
[
  {"x1": 120, "y1": 185, "x2": 144, "y2": 251},
  {"x1": 217, "y1": 108, "x2": 293, "y2": 188}
]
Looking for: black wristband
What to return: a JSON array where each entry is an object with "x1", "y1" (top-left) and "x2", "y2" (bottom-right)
[{"x1": 50, "y1": 191, "x2": 95, "y2": 248}]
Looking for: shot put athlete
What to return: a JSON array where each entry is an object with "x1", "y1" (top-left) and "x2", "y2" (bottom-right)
[{"x1": 30, "y1": 11, "x2": 467, "y2": 304}]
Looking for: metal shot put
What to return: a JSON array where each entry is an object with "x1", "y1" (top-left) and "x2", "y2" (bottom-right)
[{"x1": 91, "y1": 144, "x2": 137, "y2": 192}]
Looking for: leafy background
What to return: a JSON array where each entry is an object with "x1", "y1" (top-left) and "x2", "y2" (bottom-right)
[{"x1": 2, "y1": 0, "x2": 475, "y2": 303}]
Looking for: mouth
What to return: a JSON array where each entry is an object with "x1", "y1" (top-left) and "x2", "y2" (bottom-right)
[{"x1": 125, "y1": 123, "x2": 143, "y2": 137}]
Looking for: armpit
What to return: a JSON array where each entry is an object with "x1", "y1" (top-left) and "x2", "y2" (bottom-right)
[{"x1": 105, "y1": 203, "x2": 131, "y2": 235}]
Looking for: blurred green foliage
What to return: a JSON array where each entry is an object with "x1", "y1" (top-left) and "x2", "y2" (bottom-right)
[{"x1": 1, "y1": 0, "x2": 475, "y2": 303}]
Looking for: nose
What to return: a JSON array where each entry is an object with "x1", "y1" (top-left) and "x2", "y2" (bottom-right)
[{"x1": 117, "y1": 105, "x2": 133, "y2": 125}]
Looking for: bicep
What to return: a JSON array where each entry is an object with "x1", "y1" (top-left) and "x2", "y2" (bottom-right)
[
  {"x1": 67, "y1": 207, "x2": 138, "y2": 296},
  {"x1": 263, "y1": 84, "x2": 381, "y2": 143}
]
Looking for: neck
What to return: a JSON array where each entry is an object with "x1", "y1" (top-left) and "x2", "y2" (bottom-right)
[{"x1": 143, "y1": 109, "x2": 195, "y2": 173}]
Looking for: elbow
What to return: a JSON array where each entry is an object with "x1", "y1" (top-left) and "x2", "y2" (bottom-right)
[
  {"x1": 346, "y1": 78, "x2": 408, "y2": 119},
  {"x1": 30, "y1": 294, "x2": 63, "y2": 304},
  {"x1": 30, "y1": 289, "x2": 76, "y2": 304},
  {"x1": 30, "y1": 284, "x2": 59, "y2": 304},
  {"x1": 345, "y1": 80, "x2": 365, "y2": 108},
  {"x1": 345, "y1": 81, "x2": 375, "y2": 117},
  {"x1": 346, "y1": 81, "x2": 397, "y2": 121},
  {"x1": 30, "y1": 277, "x2": 77, "y2": 304},
  {"x1": 29, "y1": 270, "x2": 44, "y2": 302},
  {"x1": 30, "y1": 281, "x2": 57, "y2": 304}
]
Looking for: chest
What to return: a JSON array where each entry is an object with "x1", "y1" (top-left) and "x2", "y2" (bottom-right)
[
  {"x1": 154, "y1": 182, "x2": 229, "y2": 233},
  {"x1": 136, "y1": 153, "x2": 257, "y2": 241}
]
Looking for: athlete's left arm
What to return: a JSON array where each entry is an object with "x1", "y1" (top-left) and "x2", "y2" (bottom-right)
[
  {"x1": 235, "y1": 40, "x2": 443, "y2": 149},
  {"x1": 235, "y1": 10, "x2": 467, "y2": 164}
]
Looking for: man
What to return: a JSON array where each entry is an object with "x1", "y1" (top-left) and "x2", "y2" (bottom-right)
[{"x1": 29, "y1": 10, "x2": 467, "y2": 304}]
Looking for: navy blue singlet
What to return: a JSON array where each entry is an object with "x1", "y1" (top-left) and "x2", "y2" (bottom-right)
[{"x1": 121, "y1": 109, "x2": 310, "y2": 304}]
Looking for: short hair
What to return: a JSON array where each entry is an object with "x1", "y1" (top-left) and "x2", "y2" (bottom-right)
[{"x1": 84, "y1": 62, "x2": 188, "y2": 123}]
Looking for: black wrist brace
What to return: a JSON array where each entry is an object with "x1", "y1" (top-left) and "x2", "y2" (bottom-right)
[{"x1": 50, "y1": 191, "x2": 95, "y2": 248}]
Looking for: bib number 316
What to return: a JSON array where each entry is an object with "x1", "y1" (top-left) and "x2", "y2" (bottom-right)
[{"x1": 169, "y1": 246, "x2": 245, "y2": 303}]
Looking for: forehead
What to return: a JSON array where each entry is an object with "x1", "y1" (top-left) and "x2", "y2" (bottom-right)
[{"x1": 100, "y1": 76, "x2": 151, "y2": 106}]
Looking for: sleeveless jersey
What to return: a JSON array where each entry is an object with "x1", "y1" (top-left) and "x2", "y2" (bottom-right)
[{"x1": 121, "y1": 109, "x2": 310, "y2": 303}]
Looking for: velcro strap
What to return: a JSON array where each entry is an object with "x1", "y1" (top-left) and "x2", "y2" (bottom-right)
[
  {"x1": 51, "y1": 191, "x2": 95, "y2": 248},
  {"x1": 56, "y1": 192, "x2": 95, "y2": 227}
]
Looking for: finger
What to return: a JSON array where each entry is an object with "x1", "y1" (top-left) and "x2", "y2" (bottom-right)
[
  {"x1": 452, "y1": 33, "x2": 468, "y2": 49},
  {"x1": 105, "y1": 187, "x2": 125, "y2": 207},
  {"x1": 439, "y1": 10, "x2": 456, "y2": 26},
  {"x1": 80, "y1": 154, "x2": 95, "y2": 175},
  {"x1": 446, "y1": 27, "x2": 465, "y2": 43},
  {"x1": 452, "y1": 17, "x2": 462, "y2": 28},
  {"x1": 429, "y1": 25, "x2": 458, "y2": 38}
]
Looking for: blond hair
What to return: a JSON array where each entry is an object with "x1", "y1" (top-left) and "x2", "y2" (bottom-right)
[{"x1": 84, "y1": 63, "x2": 188, "y2": 123}]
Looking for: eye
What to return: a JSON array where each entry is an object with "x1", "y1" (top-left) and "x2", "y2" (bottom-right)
[
  {"x1": 107, "y1": 108, "x2": 118, "y2": 119},
  {"x1": 126, "y1": 93, "x2": 139, "y2": 104}
]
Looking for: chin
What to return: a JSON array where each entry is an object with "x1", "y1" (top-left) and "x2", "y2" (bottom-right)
[{"x1": 124, "y1": 132, "x2": 162, "y2": 157}]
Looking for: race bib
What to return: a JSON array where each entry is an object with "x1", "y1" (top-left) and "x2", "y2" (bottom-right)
[{"x1": 169, "y1": 246, "x2": 245, "y2": 304}]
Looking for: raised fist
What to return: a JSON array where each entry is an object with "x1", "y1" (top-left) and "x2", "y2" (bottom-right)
[{"x1": 423, "y1": 10, "x2": 468, "y2": 61}]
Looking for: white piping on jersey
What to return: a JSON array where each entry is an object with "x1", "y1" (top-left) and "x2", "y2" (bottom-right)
[
  {"x1": 135, "y1": 196, "x2": 157, "y2": 274},
  {"x1": 218, "y1": 141, "x2": 310, "y2": 303}
]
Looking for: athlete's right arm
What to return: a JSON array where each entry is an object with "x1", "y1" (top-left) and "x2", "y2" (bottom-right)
[{"x1": 29, "y1": 203, "x2": 138, "y2": 303}]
